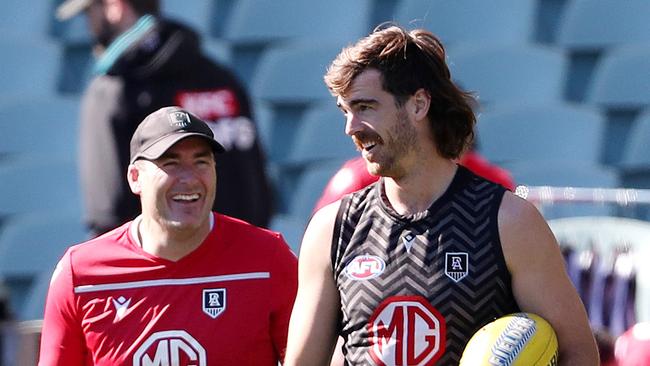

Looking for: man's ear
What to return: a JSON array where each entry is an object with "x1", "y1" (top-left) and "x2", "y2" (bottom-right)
[
  {"x1": 127, "y1": 163, "x2": 142, "y2": 195},
  {"x1": 411, "y1": 88, "x2": 431, "y2": 121}
]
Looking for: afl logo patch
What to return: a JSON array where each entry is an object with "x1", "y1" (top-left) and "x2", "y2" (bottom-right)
[{"x1": 345, "y1": 255, "x2": 386, "y2": 280}]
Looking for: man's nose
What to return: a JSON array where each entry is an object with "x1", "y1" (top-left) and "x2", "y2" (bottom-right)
[{"x1": 345, "y1": 113, "x2": 362, "y2": 136}]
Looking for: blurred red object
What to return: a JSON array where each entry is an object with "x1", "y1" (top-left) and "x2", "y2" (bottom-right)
[{"x1": 616, "y1": 322, "x2": 650, "y2": 366}]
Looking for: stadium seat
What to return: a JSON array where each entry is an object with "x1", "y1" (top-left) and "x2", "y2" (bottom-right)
[
  {"x1": 369, "y1": 0, "x2": 401, "y2": 29},
  {"x1": 161, "y1": 0, "x2": 216, "y2": 38},
  {"x1": 283, "y1": 102, "x2": 357, "y2": 167},
  {"x1": 252, "y1": 43, "x2": 339, "y2": 104},
  {"x1": 222, "y1": 0, "x2": 372, "y2": 83},
  {"x1": 507, "y1": 160, "x2": 619, "y2": 219},
  {"x1": 447, "y1": 43, "x2": 567, "y2": 105},
  {"x1": 394, "y1": 0, "x2": 537, "y2": 45},
  {"x1": 618, "y1": 111, "x2": 650, "y2": 220},
  {"x1": 557, "y1": 0, "x2": 650, "y2": 101},
  {"x1": 268, "y1": 213, "x2": 307, "y2": 254},
  {"x1": 0, "y1": 209, "x2": 87, "y2": 316},
  {"x1": 621, "y1": 111, "x2": 650, "y2": 172},
  {"x1": 0, "y1": 37, "x2": 62, "y2": 99},
  {"x1": 287, "y1": 160, "x2": 347, "y2": 221},
  {"x1": 534, "y1": 0, "x2": 572, "y2": 44},
  {"x1": 509, "y1": 160, "x2": 619, "y2": 189},
  {"x1": 21, "y1": 270, "x2": 52, "y2": 321},
  {"x1": 0, "y1": 0, "x2": 51, "y2": 39},
  {"x1": 557, "y1": 0, "x2": 650, "y2": 50},
  {"x1": 476, "y1": 103, "x2": 605, "y2": 165},
  {"x1": 0, "y1": 96, "x2": 80, "y2": 159},
  {"x1": 224, "y1": 0, "x2": 372, "y2": 46},
  {"x1": 251, "y1": 42, "x2": 342, "y2": 162},
  {"x1": 587, "y1": 45, "x2": 650, "y2": 110},
  {"x1": 548, "y1": 216, "x2": 650, "y2": 323},
  {"x1": 58, "y1": 43, "x2": 94, "y2": 95},
  {"x1": 273, "y1": 102, "x2": 357, "y2": 215},
  {"x1": 586, "y1": 44, "x2": 650, "y2": 165},
  {"x1": 202, "y1": 38, "x2": 232, "y2": 66},
  {"x1": 0, "y1": 156, "x2": 83, "y2": 218}
]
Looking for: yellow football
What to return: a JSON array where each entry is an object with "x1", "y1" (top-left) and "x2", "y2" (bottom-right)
[{"x1": 459, "y1": 313, "x2": 558, "y2": 366}]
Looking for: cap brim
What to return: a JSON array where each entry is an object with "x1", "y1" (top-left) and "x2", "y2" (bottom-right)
[
  {"x1": 131, "y1": 133, "x2": 225, "y2": 163},
  {"x1": 56, "y1": 0, "x2": 93, "y2": 21}
]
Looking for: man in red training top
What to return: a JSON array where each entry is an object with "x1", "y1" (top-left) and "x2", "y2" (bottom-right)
[{"x1": 40, "y1": 107, "x2": 297, "y2": 365}]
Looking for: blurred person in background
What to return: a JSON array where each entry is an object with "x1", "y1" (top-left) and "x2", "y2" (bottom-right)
[{"x1": 56, "y1": 0, "x2": 273, "y2": 236}]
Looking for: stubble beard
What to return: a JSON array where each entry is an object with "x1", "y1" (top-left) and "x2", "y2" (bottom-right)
[{"x1": 368, "y1": 109, "x2": 417, "y2": 178}]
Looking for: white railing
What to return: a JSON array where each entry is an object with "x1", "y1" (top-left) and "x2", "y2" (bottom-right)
[{"x1": 514, "y1": 186, "x2": 650, "y2": 206}]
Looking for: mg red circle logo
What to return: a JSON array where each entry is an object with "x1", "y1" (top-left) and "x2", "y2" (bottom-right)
[
  {"x1": 345, "y1": 255, "x2": 386, "y2": 280},
  {"x1": 368, "y1": 296, "x2": 446, "y2": 366},
  {"x1": 134, "y1": 330, "x2": 206, "y2": 366}
]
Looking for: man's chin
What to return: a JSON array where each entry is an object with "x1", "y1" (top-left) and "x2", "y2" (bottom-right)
[
  {"x1": 161, "y1": 215, "x2": 204, "y2": 231},
  {"x1": 365, "y1": 161, "x2": 384, "y2": 176}
]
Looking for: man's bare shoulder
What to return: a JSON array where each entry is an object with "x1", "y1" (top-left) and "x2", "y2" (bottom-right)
[
  {"x1": 498, "y1": 191, "x2": 546, "y2": 230},
  {"x1": 298, "y1": 200, "x2": 342, "y2": 259}
]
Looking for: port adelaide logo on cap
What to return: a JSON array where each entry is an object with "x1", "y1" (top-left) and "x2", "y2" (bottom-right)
[{"x1": 168, "y1": 110, "x2": 191, "y2": 128}]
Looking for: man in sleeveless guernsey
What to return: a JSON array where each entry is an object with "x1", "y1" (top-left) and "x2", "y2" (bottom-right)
[
  {"x1": 39, "y1": 107, "x2": 297, "y2": 365},
  {"x1": 284, "y1": 25, "x2": 598, "y2": 366}
]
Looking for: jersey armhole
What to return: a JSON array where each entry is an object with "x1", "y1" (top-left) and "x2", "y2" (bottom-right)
[
  {"x1": 492, "y1": 188, "x2": 514, "y2": 288},
  {"x1": 331, "y1": 196, "x2": 350, "y2": 336},
  {"x1": 330, "y1": 196, "x2": 350, "y2": 274}
]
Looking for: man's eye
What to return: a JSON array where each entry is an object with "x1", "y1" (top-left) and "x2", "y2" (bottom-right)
[{"x1": 161, "y1": 160, "x2": 178, "y2": 167}]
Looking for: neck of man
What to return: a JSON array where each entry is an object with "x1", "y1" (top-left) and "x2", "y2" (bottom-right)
[
  {"x1": 384, "y1": 156, "x2": 458, "y2": 216},
  {"x1": 134, "y1": 214, "x2": 212, "y2": 261}
]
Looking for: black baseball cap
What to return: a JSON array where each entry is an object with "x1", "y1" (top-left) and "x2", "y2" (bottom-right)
[{"x1": 130, "y1": 106, "x2": 225, "y2": 164}]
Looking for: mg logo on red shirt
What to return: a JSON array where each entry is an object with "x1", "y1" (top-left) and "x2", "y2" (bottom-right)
[
  {"x1": 134, "y1": 330, "x2": 206, "y2": 366},
  {"x1": 368, "y1": 296, "x2": 446, "y2": 366},
  {"x1": 345, "y1": 255, "x2": 386, "y2": 280}
]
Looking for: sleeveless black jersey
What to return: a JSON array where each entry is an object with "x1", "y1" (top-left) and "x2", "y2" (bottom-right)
[{"x1": 332, "y1": 165, "x2": 520, "y2": 365}]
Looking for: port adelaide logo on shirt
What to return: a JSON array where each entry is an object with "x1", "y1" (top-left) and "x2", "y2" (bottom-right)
[
  {"x1": 445, "y1": 252, "x2": 469, "y2": 282},
  {"x1": 202, "y1": 288, "x2": 226, "y2": 319}
]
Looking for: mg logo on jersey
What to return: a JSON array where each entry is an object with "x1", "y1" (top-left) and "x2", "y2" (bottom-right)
[
  {"x1": 345, "y1": 255, "x2": 386, "y2": 280},
  {"x1": 445, "y1": 252, "x2": 469, "y2": 282},
  {"x1": 133, "y1": 330, "x2": 206, "y2": 366},
  {"x1": 202, "y1": 288, "x2": 226, "y2": 319},
  {"x1": 368, "y1": 296, "x2": 446, "y2": 366}
]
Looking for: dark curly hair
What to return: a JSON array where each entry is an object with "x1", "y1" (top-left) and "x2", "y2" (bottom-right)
[{"x1": 324, "y1": 24, "x2": 476, "y2": 159}]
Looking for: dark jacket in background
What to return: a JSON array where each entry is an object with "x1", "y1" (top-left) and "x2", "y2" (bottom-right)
[{"x1": 79, "y1": 17, "x2": 272, "y2": 234}]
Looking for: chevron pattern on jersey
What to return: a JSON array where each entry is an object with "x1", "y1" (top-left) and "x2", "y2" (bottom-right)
[{"x1": 333, "y1": 167, "x2": 520, "y2": 366}]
